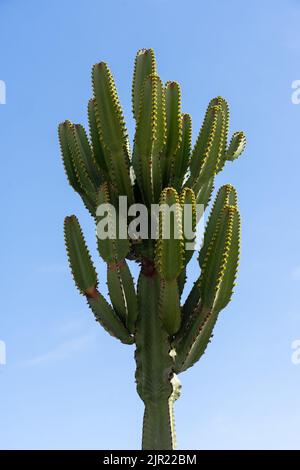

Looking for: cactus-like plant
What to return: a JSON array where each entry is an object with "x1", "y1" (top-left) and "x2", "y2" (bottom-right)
[{"x1": 59, "y1": 49, "x2": 246, "y2": 450}]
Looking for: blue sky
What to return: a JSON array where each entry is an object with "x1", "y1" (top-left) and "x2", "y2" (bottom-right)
[{"x1": 1, "y1": 0, "x2": 300, "y2": 450}]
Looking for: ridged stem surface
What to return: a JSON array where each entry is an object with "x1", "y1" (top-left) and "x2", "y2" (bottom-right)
[
  {"x1": 142, "y1": 399, "x2": 174, "y2": 450},
  {"x1": 135, "y1": 269, "x2": 175, "y2": 450}
]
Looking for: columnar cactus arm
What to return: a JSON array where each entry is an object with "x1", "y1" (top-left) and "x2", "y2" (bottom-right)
[
  {"x1": 211, "y1": 97, "x2": 229, "y2": 173},
  {"x1": 188, "y1": 100, "x2": 220, "y2": 183},
  {"x1": 199, "y1": 184, "x2": 237, "y2": 263},
  {"x1": 72, "y1": 123, "x2": 102, "y2": 187},
  {"x1": 174, "y1": 204, "x2": 240, "y2": 373},
  {"x1": 181, "y1": 280, "x2": 201, "y2": 327},
  {"x1": 132, "y1": 48, "x2": 156, "y2": 121},
  {"x1": 171, "y1": 113, "x2": 192, "y2": 191},
  {"x1": 179, "y1": 184, "x2": 237, "y2": 335},
  {"x1": 87, "y1": 295, "x2": 134, "y2": 345},
  {"x1": 190, "y1": 104, "x2": 225, "y2": 195},
  {"x1": 59, "y1": 121, "x2": 82, "y2": 194},
  {"x1": 64, "y1": 216, "x2": 133, "y2": 344},
  {"x1": 212, "y1": 206, "x2": 240, "y2": 312},
  {"x1": 107, "y1": 264, "x2": 128, "y2": 324},
  {"x1": 92, "y1": 62, "x2": 134, "y2": 204},
  {"x1": 211, "y1": 96, "x2": 246, "y2": 172},
  {"x1": 59, "y1": 120, "x2": 97, "y2": 215},
  {"x1": 180, "y1": 187, "x2": 196, "y2": 264},
  {"x1": 64, "y1": 215, "x2": 98, "y2": 296},
  {"x1": 196, "y1": 176, "x2": 215, "y2": 207},
  {"x1": 179, "y1": 207, "x2": 240, "y2": 372},
  {"x1": 162, "y1": 81, "x2": 182, "y2": 186},
  {"x1": 133, "y1": 74, "x2": 166, "y2": 205},
  {"x1": 155, "y1": 188, "x2": 184, "y2": 335},
  {"x1": 116, "y1": 261, "x2": 138, "y2": 333},
  {"x1": 87, "y1": 98, "x2": 109, "y2": 176},
  {"x1": 158, "y1": 279, "x2": 181, "y2": 336},
  {"x1": 61, "y1": 121, "x2": 96, "y2": 193},
  {"x1": 177, "y1": 187, "x2": 196, "y2": 296},
  {"x1": 96, "y1": 183, "x2": 130, "y2": 262},
  {"x1": 155, "y1": 188, "x2": 185, "y2": 281},
  {"x1": 188, "y1": 96, "x2": 235, "y2": 209},
  {"x1": 106, "y1": 261, "x2": 138, "y2": 333},
  {"x1": 225, "y1": 131, "x2": 246, "y2": 162},
  {"x1": 96, "y1": 183, "x2": 138, "y2": 333}
]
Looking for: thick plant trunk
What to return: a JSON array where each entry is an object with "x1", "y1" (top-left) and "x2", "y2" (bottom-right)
[
  {"x1": 135, "y1": 269, "x2": 179, "y2": 450},
  {"x1": 142, "y1": 399, "x2": 174, "y2": 450}
]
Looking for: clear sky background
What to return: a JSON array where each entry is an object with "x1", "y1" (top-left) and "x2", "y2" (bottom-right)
[{"x1": 1, "y1": 0, "x2": 300, "y2": 450}]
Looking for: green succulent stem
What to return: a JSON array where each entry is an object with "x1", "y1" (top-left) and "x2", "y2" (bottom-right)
[
  {"x1": 135, "y1": 268, "x2": 176, "y2": 449},
  {"x1": 142, "y1": 399, "x2": 174, "y2": 450}
]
